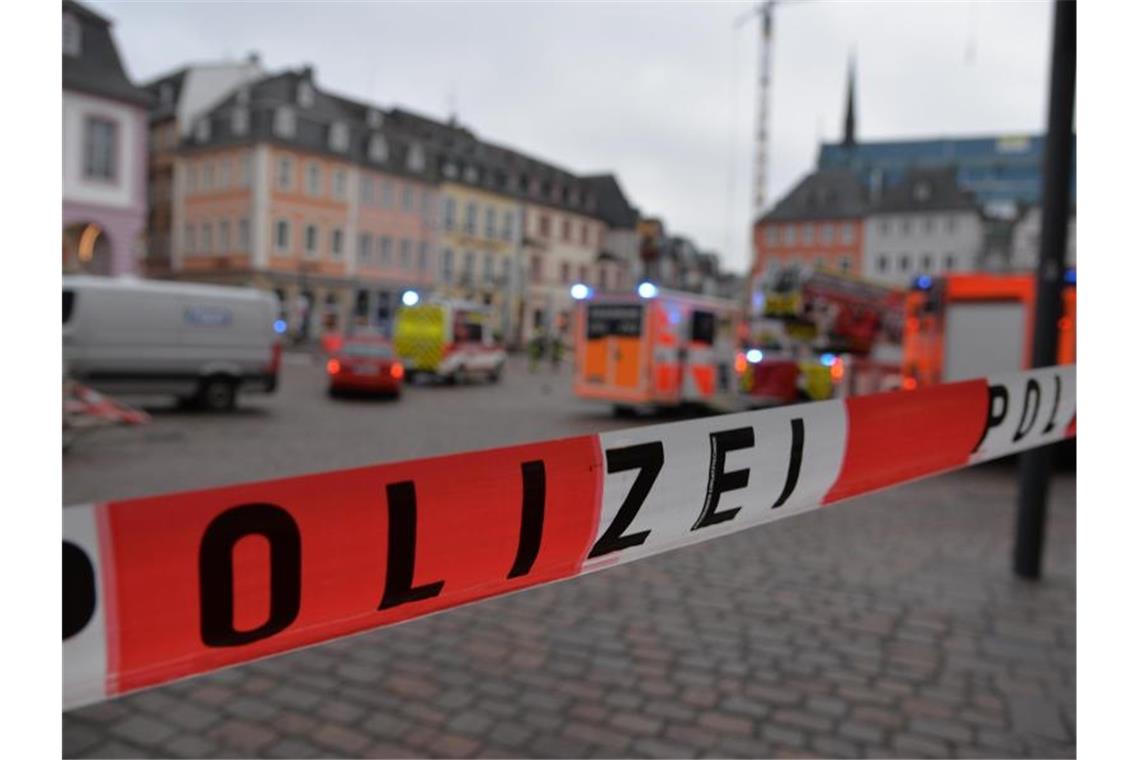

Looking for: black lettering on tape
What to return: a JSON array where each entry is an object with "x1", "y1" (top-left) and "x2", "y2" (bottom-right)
[
  {"x1": 63, "y1": 540, "x2": 96, "y2": 641},
  {"x1": 1042, "y1": 374, "x2": 1062, "y2": 434},
  {"x1": 771, "y1": 418, "x2": 806, "y2": 509},
  {"x1": 972, "y1": 384, "x2": 1009, "y2": 452},
  {"x1": 378, "y1": 481, "x2": 445, "y2": 610},
  {"x1": 1013, "y1": 379, "x2": 1042, "y2": 443},
  {"x1": 588, "y1": 442, "x2": 664, "y2": 558},
  {"x1": 199, "y1": 503, "x2": 301, "y2": 647},
  {"x1": 508, "y1": 460, "x2": 546, "y2": 579},
  {"x1": 692, "y1": 427, "x2": 754, "y2": 530}
]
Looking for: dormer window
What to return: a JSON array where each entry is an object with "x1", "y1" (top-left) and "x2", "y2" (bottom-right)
[
  {"x1": 329, "y1": 122, "x2": 349, "y2": 152},
  {"x1": 274, "y1": 106, "x2": 296, "y2": 138},
  {"x1": 464, "y1": 165, "x2": 478, "y2": 184},
  {"x1": 231, "y1": 108, "x2": 249, "y2": 135},
  {"x1": 367, "y1": 109, "x2": 384, "y2": 129},
  {"x1": 407, "y1": 143, "x2": 426, "y2": 173},
  {"x1": 297, "y1": 80, "x2": 314, "y2": 107},
  {"x1": 368, "y1": 134, "x2": 388, "y2": 163},
  {"x1": 195, "y1": 118, "x2": 211, "y2": 143},
  {"x1": 442, "y1": 161, "x2": 458, "y2": 179},
  {"x1": 63, "y1": 13, "x2": 81, "y2": 57}
]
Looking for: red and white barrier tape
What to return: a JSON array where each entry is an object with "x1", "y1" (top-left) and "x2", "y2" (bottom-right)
[{"x1": 63, "y1": 366, "x2": 1075, "y2": 709}]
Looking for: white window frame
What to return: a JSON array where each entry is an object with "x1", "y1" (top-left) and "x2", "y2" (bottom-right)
[
  {"x1": 359, "y1": 233, "x2": 373, "y2": 264},
  {"x1": 274, "y1": 106, "x2": 296, "y2": 138},
  {"x1": 231, "y1": 108, "x2": 249, "y2": 135},
  {"x1": 277, "y1": 157, "x2": 294, "y2": 191},
  {"x1": 368, "y1": 134, "x2": 388, "y2": 163},
  {"x1": 304, "y1": 224, "x2": 319, "y2": 258},
  {"x1": 238, "y1": 218, "x2": 250, "y2": 251},
  {"x1": 332, "y1": 169, "x2": 347, "y2": 200},
  {"x1": 275, "y1": 219, "x2": 291, "y2": 253},
  {"x1": 305, "y1": 162, "x2": 322, "y2": 196},
  {"x1": 331, "y1": 228, "x2": 344, "y2": 259},
  {"x1": 329, "y1": 122, "x2": 350, "y2": 152},
  {"x1": 219, "y1": 219, "x2": 231, "y2": 253}
]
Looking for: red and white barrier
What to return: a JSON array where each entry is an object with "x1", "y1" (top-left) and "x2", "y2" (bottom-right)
[{"x1": 63, "y1": 365, "x2": 1075, "y2": 709}]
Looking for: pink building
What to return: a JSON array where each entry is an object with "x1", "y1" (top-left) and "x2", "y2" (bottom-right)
[{"x1": 62, "y1": 0, "x2": 150, "y2": 276}]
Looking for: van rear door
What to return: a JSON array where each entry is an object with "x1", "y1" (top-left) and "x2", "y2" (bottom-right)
[{"x1": 582, "y1": 301, "x2": 648, "y2": 398}]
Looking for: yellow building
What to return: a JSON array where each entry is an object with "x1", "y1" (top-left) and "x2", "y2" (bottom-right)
[{"x1": 435, "y1": 180, "x2": 524, "y2": 342}]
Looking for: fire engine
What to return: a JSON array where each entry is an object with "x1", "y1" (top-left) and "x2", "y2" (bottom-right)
[{"x1": 901, "y1": 270, "x2": 1076, "y2": 388}]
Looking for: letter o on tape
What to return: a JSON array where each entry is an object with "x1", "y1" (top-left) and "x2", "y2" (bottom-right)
[
  {"x1": 199, "y1": 503, "x2": 301, "y2": 648},
  {"x1": 63, "y1": 540, "x2": 96, "y2": 641}
]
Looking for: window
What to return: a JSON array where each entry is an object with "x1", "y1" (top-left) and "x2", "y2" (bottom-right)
[
  {"x1": 361, "y1": 176, "x2": 374, "y2": 204},
  {"x1": 367, "y1": 109, "x2": 384, "y2": 129},
  {"x1": 802, "y1": 224, "x2": 815, "y2": 244},
  {"x1": 783, "y1": 225, "x2": 797, "y2": 245},
  {"x1": 304, "y1": 224, "x2": 318, "y2": 258},
  {"x1": 878, "y1": 219, "x2": 890, "y2": 235},
  {"x1": 821, "y1": 224, "x2": 834, "y2": 244},
  {"x1": 531, "y1": 255, "x2": 543, "y2": 284},
  {"x1": 921, "y1": 253, "x2": 933, "y2": 271},
  {"x1": 483, "y1": 253, "x2": 494, "y2": 283},
  {"x1": 691, "y1": 311, "x2": 716, "y2": 344},
  {"x1": 502, "y1": 210, "x2": 514, "y2": 241},
  {"x1": 306, "y1": 163, "x2": 321, "y2": 196},
  {"x1": 332, "y1": 169, "x2": 347, "y2": 200},
  {"x1": 765, "y1": 227, "x2": 778, "y2": 246},
  {"x1": 231, "y1": 108, "x2": 249, "y2": 135},
  {"x1": 840, "y1": 223, "x2": 854, "y2": 244},
  {"x1": 923, "y1": 217, "x2": 934, "y2": 234},
  {"x1": 201, "y1": 162, "x2": 214, "y2": 192},
  {"x1": 219, "y1": 220, "x2": 230, "y2": 253},
  {"x1": 184, "y1": 223, "x2": 196, "y2": 254},
  {"x1": 63, "y1": 13, "x2": 81, "y2": 56},
  {"x1": 944, "y1": 254, "x2": 956, "y2": 271},
  {"x1": 420, "y1": 190, "x2": 433, "y2": 218},
  {"x1": 464, "y1": 202, "x2": 477, "y2": 234},
  {"x1": 400, "y1": 239, "x2": 412, "y2": 270},
  {"x1": 442, "y1": 248, "x2": 454, "y2": 282},
  {"x1": 560, "y1": 262, "x2": 570, "y2": 284},
  {"x1": 444, "y1": 197, "x2": 456, "y2": 229},
  {"x1": 579, "y1": 265, "x2": 588, "y2": 284},
  {"x1": 276, "y1": 157, "x2": 293, "y2": 191},
  {"x1": 946, "y1": 217, "x2": 958, "y2": 234},
  {"x1": 418, "y1": 242, "x2": 429, "y2": 272},
  {"x1": 900, "y1": 218, "x2": 912, "y2": 236},
  {"x1": 238, "y1": 218, "x2": 250, "y2": 251},
  {"x1": 501, "y1": 256, "x2": 511, "y2": 282},
  {"x1": 877, "y1": 255, "x2": 888, "y2": 273},
  {"x1": 899, "y1": 254, "x2": 911, "y2": 272},
  {"x1": 239, "y1": 155, "x2": 251, "y2": 186},
  {"x1": 329, "y1": 122, "x2": 349, "y2": 152},
  {"x1": 379, "y1": 236, "x2": 392, "y2": 265},
  {"x1": 219, "y1": 159, "x2": 231, "y2": 188},
  {"x1": 382, "y1": 181, "x2": 394, "y2": 208},
  {"x1": 201, "y1": 222, "x2": 213, "y2": 254},
  {"x1": 402, "y1": 185, "x2": 414, "y2": 212},
  {"x1": 484, "y1": 208, "x2": 496, "y2": 238},
  {"x1": 840, "y1": 257, "x2": 851, "y2": 272},
  {"x1": 406, "y1": 143, "x2": 426, "y2": 173},
  {"x1": 83, "y1": 117, "x2": 117, "y2": 181},
  {"x1": 368, "y1": 134, "x2": 388, "y2": 163},
  {"x1": 359, "y1": 233, "x2": 373, "y2": 264},
  {"x1": 331, "y1": 228, "x2": 344, "y2": 259},
  {"x1": 539, "y1": 214, "x2": 551, "y2": 238},
  {"x1": 297, "y1": 81, "x2": 314, "y2": 107},
  {"x1": 275, "y1": 220, "x2": 290, "y2": 253},
  {"x1": 274, "y1": 106, "x2": 296, "y2": 137},
  {"x1": 562, "y1": 219, "x2": 572, "y2": 241},
  {"x1": 463, "y1": 251, "x2": 475, "y2": 280},
  {"x1": 581, "y1": 223, "x2": 590, "y2": 246}
]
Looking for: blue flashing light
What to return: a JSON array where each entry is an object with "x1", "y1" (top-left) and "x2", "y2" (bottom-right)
[
  {"x1": 570, "y1": 283, "x2": 591, "y2": 300},
  {"x1": 915, "y1": 275, "x2": 933, "y2": 290},
  {"x1": 745, "y1": 348, "x2": 764, "y2": 364},
  {"x1": 637, "y1": 281, "x2": 659, "y2": 299},
  {"x1": 401, "y1": 290, "x2": 421, "y2": 307},
  {"x1": 273, "y1": 319, "x2": 287, "y2": 334},
  {"x1": 1063, "y1": 268, "x2": 1076, "y2": 285},
  {"x1": 820, "y1": 352, "x2": 837, "y2": 367}
]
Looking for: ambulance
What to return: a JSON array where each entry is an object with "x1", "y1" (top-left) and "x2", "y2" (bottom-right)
[
  {"x1": 902, "y1": 271, "x2": 1076, "y2": 388},
  {"x1": 573, "y1": 284, "x2": 743, "y2": 415},
  {"x1": 393, "y1": 298, "x2": 507, "y2": 383}
]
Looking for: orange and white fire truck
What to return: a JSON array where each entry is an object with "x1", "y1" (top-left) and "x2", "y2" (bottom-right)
[
  {"x1": 573, "y1": 285, "x2": 743, "y2": 414},
  {"x1": 901, "y1": 270, "x2": 1076, "y2": 388}
]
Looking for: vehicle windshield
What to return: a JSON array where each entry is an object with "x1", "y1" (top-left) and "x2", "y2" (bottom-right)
[{"x1": 342, "y1": 343, "x2": 393, "y2": 359}]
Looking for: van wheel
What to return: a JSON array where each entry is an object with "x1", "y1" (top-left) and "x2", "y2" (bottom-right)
[
  {"x1": 613, "y1": 404, "x2": 636, "y2": 418},
  {"x1": 198, "y1": 376, "x2": 237, "y2": 411}
]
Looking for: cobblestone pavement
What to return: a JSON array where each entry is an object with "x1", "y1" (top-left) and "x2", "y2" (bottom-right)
[{"x1": 63, "y1": 356, "x2": 1076, "y2": 758}]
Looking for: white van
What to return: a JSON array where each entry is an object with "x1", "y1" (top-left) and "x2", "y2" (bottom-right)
[{"x1": 63, "y1": 276, "x2": 282, "y2": 411}]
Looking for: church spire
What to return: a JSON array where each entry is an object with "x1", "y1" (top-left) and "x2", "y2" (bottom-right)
[{"x1": 842, "y1": 54, "x2": 857, "y2": 148}]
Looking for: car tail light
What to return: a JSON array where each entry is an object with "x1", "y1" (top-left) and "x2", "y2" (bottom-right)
[
  {"x1": 391, "y1": 362, "x2": 405, "y2": 379},
  {"x1": 327, "y1": 358, "x2": 341, "y2": 375}
]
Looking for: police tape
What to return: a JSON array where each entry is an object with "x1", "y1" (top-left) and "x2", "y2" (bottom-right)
[{"x1": 63, "y1": 365, "x2": 1075, "y2": 710}]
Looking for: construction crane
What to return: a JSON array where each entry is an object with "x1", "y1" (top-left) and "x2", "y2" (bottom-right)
[{"x1": 735, "y1": 1, "x2": 781, "y2": 221}]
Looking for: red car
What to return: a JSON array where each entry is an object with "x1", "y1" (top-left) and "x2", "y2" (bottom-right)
[{"x1": 327, "y1": 338, "x2": 404, "y2": 398}]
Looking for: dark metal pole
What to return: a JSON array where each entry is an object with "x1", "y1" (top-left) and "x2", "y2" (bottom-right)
[{"x1": 1014, "y1": 0, "x2": 1076, "y2": 580}]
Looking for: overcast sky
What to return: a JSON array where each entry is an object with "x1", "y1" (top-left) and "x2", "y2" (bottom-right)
[{"x1": 92, "y1": 0, "x2": 1053, "y2": 273}]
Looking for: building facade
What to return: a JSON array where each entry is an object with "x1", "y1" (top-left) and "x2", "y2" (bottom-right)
[
  {"x1": 752, "y1": 169, "x2": 865, "y2": 284},
  {"x1": 862, "y1": 168, "x2": 984, "y2": 285},
  {"x1": 162, "y1": 68, "x2": 439, "y2": 339},
  {"x1": 1009, "y1": 206, "x2": 1076, "y2": 273},
  {"x1": 62, "y1": 0, "x2": 150, "y2": 276}
]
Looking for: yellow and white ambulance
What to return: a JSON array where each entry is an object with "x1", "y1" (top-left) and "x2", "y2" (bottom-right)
[{"x1": 393, "y1": 298, "x2": 506, "y2": 383}]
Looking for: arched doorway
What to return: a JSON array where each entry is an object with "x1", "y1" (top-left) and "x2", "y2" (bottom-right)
[{"x1": 63, "y1": 222, "x2": 112, "y2": 275}]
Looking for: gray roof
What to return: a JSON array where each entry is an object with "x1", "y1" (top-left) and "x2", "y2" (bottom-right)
[
  {"x1": 871, "y1": 167, "x2": 979, "y2": 214},
  {"x1": 62, "y1": 1, "x2": 150, "y2": 107},
  {"x1": 760, "y1": 168, "x2": 868, "y2": 223},
  {"x1": 584, "y1": 174, "x2": 639, "y2": 229}
]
